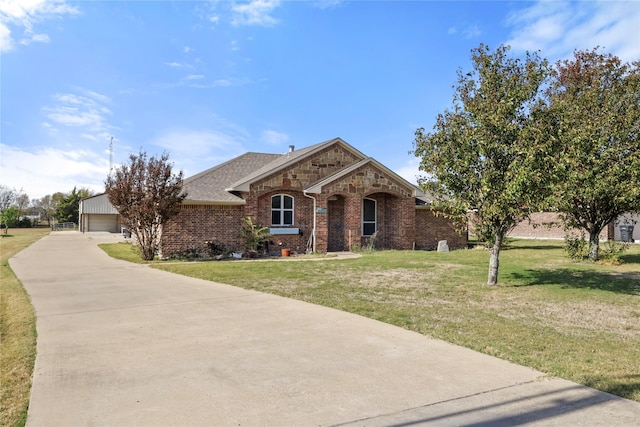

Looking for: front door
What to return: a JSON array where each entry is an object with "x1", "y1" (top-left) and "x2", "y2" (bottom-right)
[{"x1": 327, "y1": 196, "x2": 345, "y2": 251}]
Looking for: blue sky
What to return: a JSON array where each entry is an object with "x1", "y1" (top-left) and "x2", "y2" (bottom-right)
[{"x1": 2, "y1": 0, "x2": 639, "y2": 199}]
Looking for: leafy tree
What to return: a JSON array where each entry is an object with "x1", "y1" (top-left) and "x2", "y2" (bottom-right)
[
  {"x1": 50, "y1": 192, "x2": 66, "y2": 220},
  {"x1": 0, "y1": 185, "x2": 16, "y2": 213},
  {"x1": 547, "y1": 49, "x2": 640, "y2": 260},
  {"x1": 105, "y1": 150, "x2": 187, "y2": 260},
  {"x1": 0, "y1": 185, "x2": 17, "y2": 233},
  {"x1": 0, "y1": 205, "x2": 20, "y2": 229},
  {"x1": 55, "y1": 187, "x2": 91, "y2": 224},
  {"x1": 413, "y1": 44, "x2": 553, "y2": 285}
]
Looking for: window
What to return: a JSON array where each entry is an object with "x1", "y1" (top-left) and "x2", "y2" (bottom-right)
[
  {"x1": 271, "y1": 194, "x2": 294, "y2": 226},
  {"x1": 362, "y1": 198, "x2": 376, "y2": 236}
]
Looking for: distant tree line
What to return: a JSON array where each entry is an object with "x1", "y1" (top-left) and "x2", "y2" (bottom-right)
[{"x1": 0, "y1": 185, "x2": 92, "y2": 231}]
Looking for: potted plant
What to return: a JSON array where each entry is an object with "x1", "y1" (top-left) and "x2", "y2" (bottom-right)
[{"x1": 278, "y1": 241, "x2": 291, "y2": 257}]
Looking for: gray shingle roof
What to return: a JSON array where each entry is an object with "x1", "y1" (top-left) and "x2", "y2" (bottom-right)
[
  {"x1": 182, "y1": 137, "x2": 424, "y2": 204},
  {"x1": 182, "y1": 152, "x2": 280, "y2": 204}
]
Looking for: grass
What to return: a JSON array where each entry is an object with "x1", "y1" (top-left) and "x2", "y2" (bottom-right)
[
  {"x1": 1, "y1": 228, "x2": 50, "y2": 427},
  {"x1": 103, "y1": 239, "x2": 639, "y2": 403},
  {"x1": 98, "y1": 241, "x2": 149, "y2": 264}
]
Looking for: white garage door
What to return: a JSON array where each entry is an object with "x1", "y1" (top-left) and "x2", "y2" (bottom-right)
[{"x1": 88, "y1": 214, "x2": 118, "y2": 232}]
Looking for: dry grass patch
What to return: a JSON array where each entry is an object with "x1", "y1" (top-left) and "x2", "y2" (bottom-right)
[{"x1": 1, "y1": 228, "x2": 50, "y2": 427}]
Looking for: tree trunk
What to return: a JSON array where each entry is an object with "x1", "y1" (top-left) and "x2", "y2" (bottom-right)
[
  {"x1": 487, "y1": 234, "x2": 503, "y2": 286},
  {"x1": 588, "y1": 229, "x2": 600, "y2": 260}
]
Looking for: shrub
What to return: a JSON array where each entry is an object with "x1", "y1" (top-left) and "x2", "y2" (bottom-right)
[
  {"x1": 564, "y1": 232, "x2": 590, "y2": 261},
  {"x1": 599, "y1": 240, "x2": 630, "y2": 264},
  {"x1": 240, "y1": 217, "x2": 270, "y2": 253},
  {"x1": 206, "y1": 241, "x2": 231, "y2": 258},
  {"x1": 167, "y1": 247, "x2": 200, "y2": 261}
]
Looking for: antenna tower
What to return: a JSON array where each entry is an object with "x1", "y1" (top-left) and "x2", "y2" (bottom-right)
[{"x1": 109, "y1": 136, "x2": 114, "y2": 174}]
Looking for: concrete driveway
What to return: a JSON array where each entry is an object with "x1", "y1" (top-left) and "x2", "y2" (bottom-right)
[{"x1": 10, "y1": 232, "x2": 640, "y2": 426}]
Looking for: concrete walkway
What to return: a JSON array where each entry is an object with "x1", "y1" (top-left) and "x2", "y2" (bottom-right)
[{"x1": 10, "y1": 232, "x2": 640, "y2": 426}]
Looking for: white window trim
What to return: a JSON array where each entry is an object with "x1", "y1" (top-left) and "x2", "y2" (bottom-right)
[
  {"x1": 362, "y1": 197, "x2": 377, "y2": 236},
  {"x1": 271, "y1": 194, "x2": 295, "y2": 226}
]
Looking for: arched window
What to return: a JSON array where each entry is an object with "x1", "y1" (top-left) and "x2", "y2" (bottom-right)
[
  {"x1": 271, "y1": 194, "x2": 294, "y2": 226},
  {"x1": 362, "y1": 198, "x2": 376, "y2": 236}
]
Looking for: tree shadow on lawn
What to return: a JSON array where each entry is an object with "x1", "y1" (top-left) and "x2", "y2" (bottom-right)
[
  {"x1": 508, "y1": 268, "x2": 639, "y2": 295},
  {"x1": 621, "y1": 252, "x2": 640, "y2": 264},
  {"x1": 583, "y1": 374, "x2": 640, "y2": 402}
]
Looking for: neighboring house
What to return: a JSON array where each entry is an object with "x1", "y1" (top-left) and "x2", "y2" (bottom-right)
[
  {"x1": 160, "y1": 138, "x2": 467, "y2": 257},
  {"x1": 507, "y1": 212, "x2": 638, "y2": 242},
  {"x1": 79, "y1": 193, "x2": 121, "y2": 233}
]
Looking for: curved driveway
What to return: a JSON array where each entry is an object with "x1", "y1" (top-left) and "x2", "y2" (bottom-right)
[{"x1": 10, "y1": 232, "x2": 640, "y2": 426}]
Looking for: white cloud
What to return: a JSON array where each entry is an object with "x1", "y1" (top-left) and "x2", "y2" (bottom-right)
[
  {"x1": 231, "y1": 0, "x2": 280, "y2": 27},
  {"x1": 0, "y1": 144, "x2": 109, "y2": 198},
  {"x1": 261, "y1": 129, "x2": 289, "y2": 146},
  {"x1": 184, "y1": 78, "x2": 250, "y2": 89},
  {"x1": 462, "y1": 25, "x2": 482, "y2": 39},
  {"x1": 313, "y1": 0, "x2": 344, "y2": 10},
  {"x1": 20, "y1": 31, "x2": 49, "y2": 46},
  {"x1": 505, "y1": 0, "x2": 640, "y2": 62},
  {"x1": 165, "y1": 61, "x2": 195, "y2": 71},
  {"x1": 43, "y1": 91, "x2": 112, "y2": 133},
  {"x1": 0, "y1": 0, "x2": 79, "y2": 52}
]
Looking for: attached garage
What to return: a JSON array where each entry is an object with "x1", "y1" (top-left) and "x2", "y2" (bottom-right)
[{"x1": 79, "y1": 193, "x2": 121, "y2": 233}]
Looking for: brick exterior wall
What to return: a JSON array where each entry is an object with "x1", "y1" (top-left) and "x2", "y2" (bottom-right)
[
  {"x1": 415, "y1": 207, "x2": 468, "y2": 250},
  {"x1": 160, "y1": 143, "x2": 465, "y2": 256},
  {"x1": 318, "y1": 164, "x2": 416, "y2": 251},
  {"x1": 161, "y1": 204, "x2": 244, "y2": 257},
  {"x1": 256, "y1": 190, "x2": 314, "y2": 253},
  {"x1": 507, "y1": 212, "x2": 611, "y2": 240}
]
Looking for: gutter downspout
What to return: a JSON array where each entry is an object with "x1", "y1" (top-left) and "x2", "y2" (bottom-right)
[{"x1": 303, "y1": 191, "x2": 317, "y2": 253}]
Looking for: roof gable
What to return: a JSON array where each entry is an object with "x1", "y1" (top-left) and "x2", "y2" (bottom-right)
[
  {"x1": 304, "y1": 158, "x2": 425, "y2": 198},
  {"x1": 226, "y1": 137, "x2": 367, "y2": 192}
]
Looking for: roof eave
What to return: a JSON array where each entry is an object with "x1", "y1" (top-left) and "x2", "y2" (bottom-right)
[{"x1": 182, "y1": 199, "x2": 246, "y2": 206}]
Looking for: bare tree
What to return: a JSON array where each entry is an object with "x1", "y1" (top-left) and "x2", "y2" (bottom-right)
[
  {"x1": 105, "y1": 150, "x2": 187, "y2": 260},
  {"x1": 33, "y1": 195, "x2": 54, "y2": 226},
  {"x1": 15, "y1": 192, "x2": 29, "y2": 215}
]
